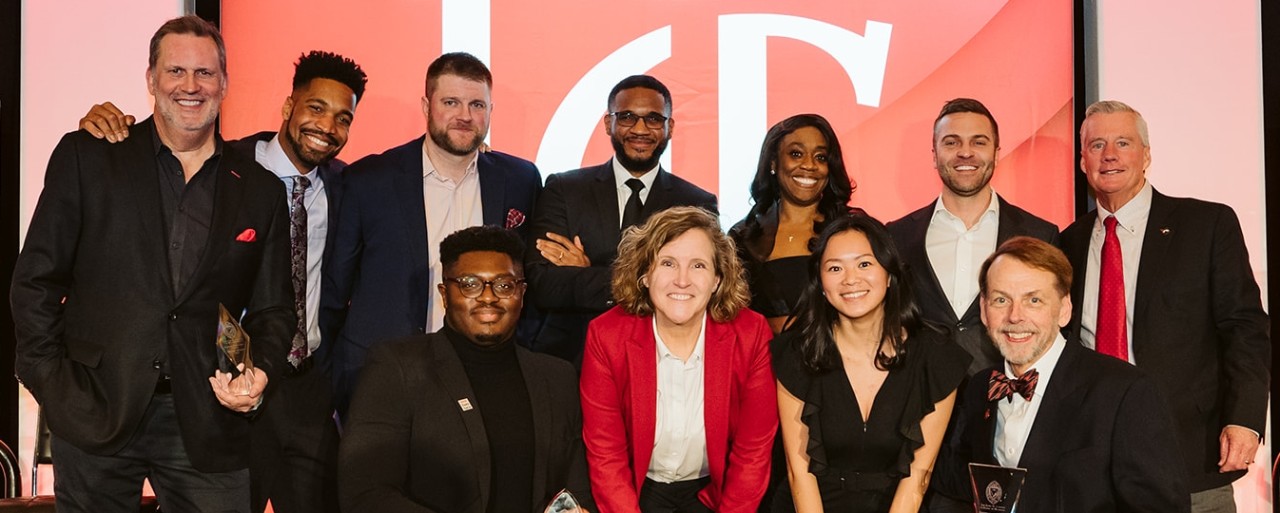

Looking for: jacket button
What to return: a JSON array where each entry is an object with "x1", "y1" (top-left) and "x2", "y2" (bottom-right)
[
  {"x1": 152, "y1": 359, "x2": 162, "y2": 369},
  {"x1": 169, "y1": 313, "x2": 178, "y2": 321}
]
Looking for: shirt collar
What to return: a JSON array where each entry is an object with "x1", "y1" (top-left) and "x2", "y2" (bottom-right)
[
  {"x1": 612, "y1": 157, "x2": 660, "y2": 191},
  {"x1": 1002, "y1": 332, "x2": 1067, "y2": 382},
  {"x1": 931, "y1": 189, "x2": 1001, "y2": 225},
  {"x1": 261, "y1": 134, "x2": 321, "y2": 182},
  {"x1": 1096, "y1": 180, "x2": 1153, "y2": 235},
  {"x1": 653, "y1": 313, "x2": 707, "y2": 363},
  {"x1": 422, "y1": 145, "x2": 480, "y2": 179}
]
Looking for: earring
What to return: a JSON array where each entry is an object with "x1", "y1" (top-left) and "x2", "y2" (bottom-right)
[{"x1": 770, "y1": 168, "x2": 776, "y2": 175}]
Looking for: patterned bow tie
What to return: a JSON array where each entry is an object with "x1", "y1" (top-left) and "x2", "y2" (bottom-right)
[{"x1": 987, "y1": 369, "x2": 1039, "y2": 403}]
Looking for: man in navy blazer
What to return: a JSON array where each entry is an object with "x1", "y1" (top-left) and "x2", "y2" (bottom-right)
[
  {"x1": 322, "y1": 52, "x2": 542, "y2": 420},
  {"x1": 887, "y1": 98, "x2": 1058, "y2": 378},
  {"x1": 932, "y1": 237, "x2": 1188, "y2": 513},
  {"x1": 1060, "y1": 101, "x2": 1269, "y2": 511},
  {"x1": 526, "y1": 75, "x2": 716, "y2": 363}
]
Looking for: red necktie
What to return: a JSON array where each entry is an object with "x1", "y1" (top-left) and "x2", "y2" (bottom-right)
[{"x1": 1096, "y1": 215, "x2": 1128, "y2": 361}]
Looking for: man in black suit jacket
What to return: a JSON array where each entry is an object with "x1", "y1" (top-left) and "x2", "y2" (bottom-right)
[
  {"x1": 321, "y1": 52, "x2": 542, "y2": 421},
  {"x1": 932, "y1": 237, "x2": 1188, "y2": 513},
  {"x1": 340, "y1": 226, "x2": 594, "y2": 513},
  {"x1": 888, "y1": 98, "x2": 1058, "y2": 377},
  {"x1": 1060, "y1": 101, "x2": 1269, "y2": 511},
  {"x1": 76, "y1": 51, "x2": 370, "y2": 513},
  {"x1": 526, "y1": 75, "x2": 717, "y2": 363},
  {"x1": 11, "y1": 16, "x2": 295, "y2": 512}
]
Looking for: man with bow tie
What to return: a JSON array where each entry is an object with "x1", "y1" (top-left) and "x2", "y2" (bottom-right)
[{"x1": 929, "y1": 237, "x2": 1188, "y2": 513}]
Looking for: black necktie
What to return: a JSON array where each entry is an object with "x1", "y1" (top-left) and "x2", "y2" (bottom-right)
[
  {"x1": 987, "y1": 368, "x2": 1039, "y2": 403},
  {"x1": 288, "y1": 175, "x2": 311, "y2": 367},
  {"x1": 621, "y1": 178, "x2": 645, "y2": 229}
]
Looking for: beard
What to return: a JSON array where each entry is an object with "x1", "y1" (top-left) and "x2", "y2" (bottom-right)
[
  {"x1": 284, "y1": 128, "x2": 339, "y2": 169},
  {"x1": 991, "y1": 329, "x2": 1055, "y2": 368},
  {"x1": 611, "y1": 134, "x2": 669, "y2": 173},
  {"x1": 429, "y1": 121, "x2": 485, "y2": 156}
]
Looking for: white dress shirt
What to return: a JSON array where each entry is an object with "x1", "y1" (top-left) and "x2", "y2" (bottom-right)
[
  {"x1": 1079, "y1": 181, "x2": 1152, "y2": 363},
  {"x1": 993, "y1": 334, "x2": 1067, "y2": 468},
  {"x1": 257, "y1": 135, "x2": 327, "y2": 354},
  {"x1": 647, "y1": 314, "x2": 710, "y2": 483},
  {"x1": 611, "y1": 158, "x2": 658, "y2": 228},
  {"x1": 422, "y1": 148, "x2": 483, "y2": 332},
  {"x1": 925, "y1": 191, "x2": 1001, "y2": 318}
]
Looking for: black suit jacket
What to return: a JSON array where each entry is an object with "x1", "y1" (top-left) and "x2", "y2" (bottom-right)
[
  {"x1": 1060, "y1": 189, "x2": 1270, "y2": 491},
  {"x1": 229, "y1": 131, "x2": 346, "y2": 371},
  {"x1": 524, "y1": 161, "x2": 717, "y2": 362},
  {"x1": 11, "y1": 118, "x2": 295, "y2": 472},
  {"x1": 933, "y1": 341, "x2": 1189, "y2": 513},
  {"x1": 888, "y1": 196, "x2": 1059, "y2": 375},
  {"x1": 320, "y1": 137, "x2": 541, "y2": 416},
  {"x1": 338, "y1": 332, "x2": 594, "y2": 513}
]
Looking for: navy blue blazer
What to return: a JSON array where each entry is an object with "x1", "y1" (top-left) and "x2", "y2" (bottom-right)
[{"x1": 320, "y1": 136, "x2": 541, "y2": 418}]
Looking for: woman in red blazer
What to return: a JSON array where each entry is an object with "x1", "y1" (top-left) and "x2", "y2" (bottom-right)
[{"x1": 580, "y1": 206, "x2": 778, "y2": 513}]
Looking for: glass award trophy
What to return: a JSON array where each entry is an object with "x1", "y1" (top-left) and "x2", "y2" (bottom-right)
[
  {"x1": 968, "y1": 463, "x2": 1026, "y2": 512},
  {"x1": 544, "y1": 489, "x2": 581, "y2": 513},
  {"x1": 215, "y1": 303, "x2": 253, "y2": 376}
]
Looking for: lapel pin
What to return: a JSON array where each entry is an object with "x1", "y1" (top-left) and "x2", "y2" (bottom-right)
[
  {"x1": 984, "y1": 409, "x2": 991, "y2": 420},
  {"x1": 458, "y1": 398, "x2": 474, "y2": 411},
  {"x1": 229, "y1": 169, "x2": 241, "y2": 179},
  {"x1": 1159, "y1": 227, "x2": 1171, "y2": 235}
]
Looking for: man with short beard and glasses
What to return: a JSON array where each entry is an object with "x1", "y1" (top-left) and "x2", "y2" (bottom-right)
[
  {"x1": 78, "y1": 50, "x2": 368, "y2": 513},
  {"x1": 928, "y1": 237, "x2": 1187, "y2": 513},
  {"x1": 887, "y1": 98, "x2": 1058, "y2": 379},
  {"x1": 524, "y1": 75, "x2": 717, "y2": 364},
  {"x1": 322, "y1": 52, "x2": 541, "y2": 422}
]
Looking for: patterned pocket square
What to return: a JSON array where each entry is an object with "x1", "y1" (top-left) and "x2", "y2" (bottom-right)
[
  {"x1": 505, "y1": 208, "x2": 526, "y2": 229},
  {"x1": 235, "y1": 228, "x2": 257, "y2": 242}
]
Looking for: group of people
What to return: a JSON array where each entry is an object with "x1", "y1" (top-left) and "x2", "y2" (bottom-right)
[{"x1": 10, "y1": 14, "x2": 1270, "y2": 513}]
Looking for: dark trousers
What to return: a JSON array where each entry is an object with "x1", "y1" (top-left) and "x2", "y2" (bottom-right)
[
  {"x1": 250, "y1": 362, "x2": 339, "y2": 513},
  {"x1": 639, "y1": 476, "x2": 713, "y2": 513},
  {"x1": 52, "y1": 394, "x2": 250, "y2": 513}
]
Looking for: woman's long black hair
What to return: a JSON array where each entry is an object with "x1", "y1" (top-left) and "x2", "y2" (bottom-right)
[{"x1": 787, "y1": 212, "x2": 924, "y2": 373}]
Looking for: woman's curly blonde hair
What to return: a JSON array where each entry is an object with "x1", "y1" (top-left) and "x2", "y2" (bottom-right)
[{"x1": 610, "y1": 206, "x2": 750, "y2": 322}]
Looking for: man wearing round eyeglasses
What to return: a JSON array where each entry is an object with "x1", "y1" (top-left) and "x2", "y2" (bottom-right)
[
  {"x1": 339, "y1": 225, "x2": 595, "y2": 512},
  {"x1": 525, "y1": 75, "x2": 718, "y2": 365}
]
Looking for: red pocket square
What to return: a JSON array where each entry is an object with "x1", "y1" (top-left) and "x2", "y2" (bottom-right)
[
  {"x1": 235, "y1": 228, "x2": 257, "y2": 242},
  {"x1": 505, "y1": 208, "x2": 526, "y2": 229}
]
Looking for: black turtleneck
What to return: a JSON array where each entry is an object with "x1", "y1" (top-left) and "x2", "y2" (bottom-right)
[{"x1": 444, "y1": 326, "x2": 535, "y2": 513}]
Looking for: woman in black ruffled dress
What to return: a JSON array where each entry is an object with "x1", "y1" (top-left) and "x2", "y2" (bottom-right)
[{"x1": 773, "y1": 213, "x2": 970, "y2": 513}]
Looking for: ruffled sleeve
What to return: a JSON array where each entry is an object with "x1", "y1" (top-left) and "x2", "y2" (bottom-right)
[
  {"x1": 770, "y1": 330, "x2": 834, "y2": 475},
  {"x1": 890, "y1": 328, "x2": 972, "y2": 478}
]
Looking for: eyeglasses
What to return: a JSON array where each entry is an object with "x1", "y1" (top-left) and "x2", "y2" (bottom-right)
[
  {"x1": 610, "y1": 111, "x2": 669, "y2": 129},
  {"x1": 444, "y1": 276, "x2": 525, "y2": 299}
]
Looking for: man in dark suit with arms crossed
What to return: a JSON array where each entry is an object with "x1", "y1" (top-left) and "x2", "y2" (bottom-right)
[
  {"x1": 1060, "y1": 100, "x2": 1270, "y2": 512},
  {"x1": 12, "y1": 16, "x2": 294, "y2": 512},
  {"x1": 526, "y1": 75, "x2": 717, "y2": 363}
]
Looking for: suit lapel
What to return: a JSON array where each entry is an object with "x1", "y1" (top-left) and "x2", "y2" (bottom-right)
[
  {"x1": 119, "y1": 119, "x2": 175, "y2": 298},
  {"x1": 642, "y1": 168, "x2": 674, "y2": 217},
  {"x1": 1063, "y1": 212, "x2": 1096, "y2": 336},
  {"x1": 395, "y1": 140, "x2": 430, "y2": 271},
  {"x1": 1132, "y1": 190, "x2": 1175, "y2": 359},
  {"x1": 517, "y1": 349, "x2": 553, "y2": 506},
  {"x1": 176, "y1": 148, "x2": 245, "y2": 305},
  {"x1": 432, "y1": 336, "x2": 493, "y2": 512},
  {"x1": 1016, "y1": 343, "x2": 1087, "y2": 470},
  {"x1": 898, "y1": 205, "x2": 957, "y2": 324},
  {"x1": 590, "y1": 163, "x2": 623, "y2": 252},
  {"x1": 701, "y1": 318, "x2": 731, "y2": 473},
  {"x1": 626, "y1": 316, "x2": 658, "y2": 492},
  {"x1": 477, "y1": 152, "x2": 505, "y2": 226}
]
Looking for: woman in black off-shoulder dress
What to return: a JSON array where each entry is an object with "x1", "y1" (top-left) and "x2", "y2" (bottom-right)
[{"x1": 773, "y1": 213, "x2": 969, "y2": 513}]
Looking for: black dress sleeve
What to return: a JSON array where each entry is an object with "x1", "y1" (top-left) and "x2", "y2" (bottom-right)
[{"x1": 890, "y1": 328, "x2": 972, "y2": 477}]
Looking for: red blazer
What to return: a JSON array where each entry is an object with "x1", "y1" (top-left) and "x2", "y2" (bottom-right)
[{"x1": 580, "y1": 306, "x2": 777, "y2": 513}]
